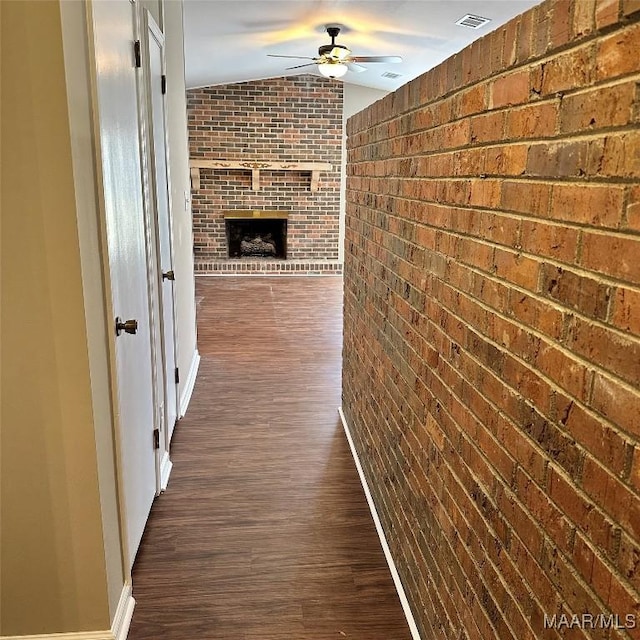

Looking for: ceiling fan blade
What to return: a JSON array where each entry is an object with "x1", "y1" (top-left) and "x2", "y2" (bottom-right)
[
  {"x1": 346, "y1": 62, "x2": 367, "y2": 73},
  {"x1": 268, "y1": 54, "x2": 316, "y2": 60},
  {"x1": 285, "y1": 63, "x2": 316, "y2": 70},
  {"x1": 349, "y1": 56, "x2": 403, "y2": 63}
]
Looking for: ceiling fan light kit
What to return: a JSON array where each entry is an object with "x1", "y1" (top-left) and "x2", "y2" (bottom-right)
[
  {"x1": 268, "y1": 25, "x2": 402, "y2": 80},
  {"x1": 317, "y1": 61, "x2": 349, "y2": 78}
]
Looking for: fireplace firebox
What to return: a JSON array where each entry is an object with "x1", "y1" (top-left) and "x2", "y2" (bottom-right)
[{"x1": 224, "y1": 210, "x2": 288, "y2": 259}]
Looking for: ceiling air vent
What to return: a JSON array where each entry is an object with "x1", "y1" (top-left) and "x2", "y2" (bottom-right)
[
  {"x1": 455, "y1": 14, "x2": 492, "y2": 29},
  {"x1": 381, "y1": 71, "x2": 402, "y2": 79}
]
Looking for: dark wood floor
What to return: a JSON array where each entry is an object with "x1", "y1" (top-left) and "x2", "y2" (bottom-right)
[{"x1": 128, "y1": 276, "x2": 411, "y2": 640}]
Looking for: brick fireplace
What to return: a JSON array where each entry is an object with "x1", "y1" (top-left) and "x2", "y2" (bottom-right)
[{"x1": 187, "y1": 75, "x2": 343, "y2": 275}]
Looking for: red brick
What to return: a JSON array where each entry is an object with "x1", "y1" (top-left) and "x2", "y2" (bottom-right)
[
  {"x1": 539, "y1": 263, "x2": 611, "y2": 318},
  {"x1": 626, "y1": 186, "x2": 640, "y2": 231},
  {"x1": 600, "y1": 131, "x2": 640, "y2": 179},
  {"x1": 623, "y1": 0, "x2": 640, "y2": 15},
  {"x1": 476, "y1": 211, "x2": 521, "y2": 247},
  {"x1": 573, "y1": 532, "x2": 596, "y2": 584},
  {"x1": 509, "y1": 290, "x2": 565, "y2": 341},
  {"x1": 591, "y1": 372, "x2": 640, "y2": 438},
  {"x1": 535, "y1": 342, "x2": 593, "y2": 402},
  {"x1": 493, "y1": 248, "x2": 541, "y2": 289},
  {"x1": 618, "y1": 532, "x2": 640, "y2": 592},
  {"x1": 550, "y1": 183, "x2": 625, "y2": 227},
  {"x1": 456, "y1": 84, "x2": 487, "y2": 118},
  {"x1": 501, "y1": 181, "x2": 551, "y2": 217},
  {"x1": 606, "y1": 578, "x2": 640, "y2": 631},
  {"x1": 515, "y1": 468, "x2": 574, "y2": 552},
  {"x1": 611, "y1": 286, "x2": 640, "y2": 335},
  {"x1": 632, "y1": 448, "x2": 640, "y2": 492},
  {"x1": 520, "y1": 221, "x2": 579, "y2": 262},
  {"x1": 489, "y1": 28, "x2": 506, "y2": 75},
  {"x1": 567, "y1": 316, "x2": 640, "y2": 386},
  {"x1": 491, "y1": 69, "x2": 531, "y2": 108},
  {"x1": 470, "y1": 111, "x2": 505, "y2": 144},
  {"x1": 516, "y1": 8, "x2": 535, "y2": 62},
  {"x1": 581, "y1": 231, "x2": 640, "y2": 284},
  {"x1": 572, "y1": 0, "x2": 596, "y2": 38},
  {"x1": 441, "y1": 119, "x2": 471, "y2": 148},
  {"x1": 343, "y1": 6, "x2": 640, "y2": 640},
  {"x1": 531, "y1": 3, "x2": 552, "y2": 57},
  {"x1": 559, "y1": 82, "x2": 637, "y2": 133},
  {"x1": 550, "y1": 0, "x2": 573, "y2": 47},
  {"x1": 505, "y1": 102, "x2": 558, "y2": 139},
  {"x1": 503, "y1": 17, "x2": 519, "y2": 68},
  {"x1": 563, "y1": 401, "x2": 630, "y2": 476},
  {"x1": 596, "y1": 0, "x2": 621, "y2": 28},
  {"x1": 540, "y1": 45, "x2": 594, "y2": 95},
  {"x1": 582, "y1": 456, "x2": 640, "y2": 539},
  {"x1": 468, "y1": 179, "x2": 502, "y2": 208},
  {"x1": 548, "y1": 465, "x2": 618, "y2": 555},
  {"x1": 526, "y1": 139, "x2": 604, "y2": 178},
  {"x1": 596, "y1": 22, "x2": 640, "y2": 80},
  {"x1": 484, "y1": 144, "x2": 528, "y2": 176}
]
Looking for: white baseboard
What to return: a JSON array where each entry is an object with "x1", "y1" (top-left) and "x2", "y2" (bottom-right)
[
  {"x1": 338, "y1": 407, "x2": 422, "y2": 640},
  {"x1": 0, "y1": 584, "x2": 135, "y2": 640},
  {"x1": 159, "y1": 451, "x2": 173, "y2": 492},
  {"x1": 111, "y1": 584, "x2": 135, "y2": 640},
  {"x1": 0, "y1": 634, "x2": 113, "y2": 640},
  {"x1": 179, "y1": 349, "x2": 200, "y2": 417}
]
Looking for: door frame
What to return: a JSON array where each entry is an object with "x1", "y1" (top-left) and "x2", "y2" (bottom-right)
[
  {"x1": 85, "y1": 0, "x2": 161, "y2": 572},
  {"x1": 138, "y1": 7, "x2": 180, "y2": 487}
]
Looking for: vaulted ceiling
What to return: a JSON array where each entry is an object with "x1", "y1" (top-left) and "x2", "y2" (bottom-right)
[{"x1": 183, "y1": 0, "x2": 542, "y2": 92}]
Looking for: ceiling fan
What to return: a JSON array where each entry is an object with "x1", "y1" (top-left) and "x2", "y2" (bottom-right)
[{"x1": 268, "y1": 25, "x2": 402, "y2": 79}]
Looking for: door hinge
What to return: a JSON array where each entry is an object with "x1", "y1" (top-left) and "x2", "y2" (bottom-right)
[
  {"x1": 161, "y1": 74, "x2": 167, "y2": 94},
  {"x1": 175, "y1": 367, "x2": 180, "y2": 384},
  {"x1": 134, "y1": 40, "x2": 141, "y2": 68},
  {"x1": 153, "y1": 428, "x2": 160, "y2": 449}
]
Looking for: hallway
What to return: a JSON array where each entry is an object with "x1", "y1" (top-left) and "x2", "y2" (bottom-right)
[{"x1": 127, "y1": 276, "x2": 411, "y2": 639}]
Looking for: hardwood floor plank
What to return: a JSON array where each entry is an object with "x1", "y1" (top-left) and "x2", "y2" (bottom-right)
[{"x1": 128, "y1": 276, "x2": 411, "y2": 640}]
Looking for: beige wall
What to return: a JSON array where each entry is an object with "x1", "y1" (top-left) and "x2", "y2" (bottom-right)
[
  {"x1": 0, "y1": 0, "x2": 198, "y2": 634},
  {"x1": 0, "y1": 1, "x2": 111, "y2": 634},
  {"x1": 164, "y1": 0, "x2": 199, "y2": 411}
]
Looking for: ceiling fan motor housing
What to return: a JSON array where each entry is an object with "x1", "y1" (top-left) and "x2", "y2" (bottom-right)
[
  {"x1": 320, "y1": 25, "x2": 346, "y2": 58},
  {"x1": 318, "y1": 43, "x2": 348, "y2": 57}
]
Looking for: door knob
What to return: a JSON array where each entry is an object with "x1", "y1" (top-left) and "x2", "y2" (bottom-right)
[
  {"x1": 162, "y1": 270, "x2": 175, "y2": 281},
  {"x1": 115, "y1": 317, "x2": 138, "y2": 336}
]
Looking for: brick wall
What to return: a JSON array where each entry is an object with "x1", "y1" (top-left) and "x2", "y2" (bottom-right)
[
  {"x1": 187, "y1": 75, "x2": 343, "y2": 272},
  {"x1": 342, "y1": 1, "x2": 640, "y2": 638}
]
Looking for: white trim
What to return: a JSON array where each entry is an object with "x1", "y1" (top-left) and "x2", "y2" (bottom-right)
[
  {"x1": 159, "y1": 450, "x2": 173, "y2": 491},
  {"x1": 195, "y1": 273, "x2": 343, "y2": 278},
  {"x1": 179, "y1": 349, "x2": 200, "y2": 417},
  {"x1": 0, "y1": 633, "x2": 113, "y2": 640},
  {"x1": 111, "y1": 583, "x2": 135, "y2": 640},
  {"x1": 338, "y1": 407, "x2": 422, "y2": 640}
]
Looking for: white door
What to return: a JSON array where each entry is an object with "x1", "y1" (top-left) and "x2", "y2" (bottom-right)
[
  {"x1": 144, "y1": 13, "x2": 179, "y2": 442},
  {"x1": 90, "y1": 0, "x2": 157, "y2": 568}
]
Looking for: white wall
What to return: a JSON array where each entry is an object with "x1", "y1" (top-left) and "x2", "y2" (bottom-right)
[{"x1": 339, "y1": 83, "x2": 389, "y2": 262}]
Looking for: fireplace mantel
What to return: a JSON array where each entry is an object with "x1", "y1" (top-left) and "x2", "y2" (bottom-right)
[{"x1": 189, "y1": 159, "x2": 332, "y2": 192}]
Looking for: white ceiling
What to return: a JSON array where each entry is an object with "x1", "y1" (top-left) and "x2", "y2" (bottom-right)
[{"x1": 183, "y1": 0, "x2": 542, "y2": 92}]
